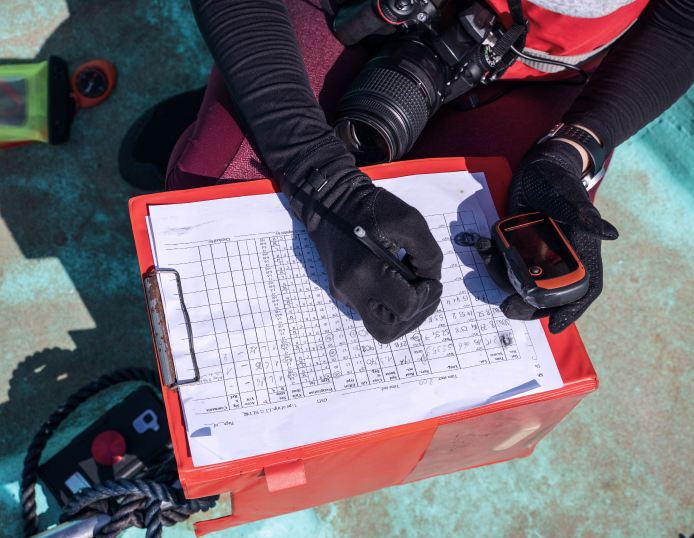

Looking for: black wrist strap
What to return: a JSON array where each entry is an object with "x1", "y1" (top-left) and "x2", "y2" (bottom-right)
[
  {"x1": 536, "y1": 123, "x2": 606, "y2": 190},
  {"x1": 287, "y1": 168, "x2": 328, "y2": 205}
]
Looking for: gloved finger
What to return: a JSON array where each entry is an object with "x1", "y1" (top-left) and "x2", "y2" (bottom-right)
[
  {"x1": 329, "y1": 254, "x2": 442, "y2": 326},
  {"x1": 499, "y1": 294, "x2": 552, "y2": 321},
  {"x1": 367, "y1": 282, "x2": 441, "y2": 325},
  {"x1": 545, "y1": 231, "x2": 603, "y2": 333},
  {"x1": 475, "y1": 237, "x2": 516, "y2": 295},
  {"x1": 546, "y1": 301, "x2": 586, "y2": 334},
  {"x1": 372, "y1": 189, "x2": 444, "y2": 281},
  {"x1": 553, "y1": 200, "x2": 619, "y2": 241},
  {"x1": 369, "y1": 277, "x2": 443, "y2": 325},
  {"x1": 364, "y1": 297, "x2": 441, "y2": 344},
  {"x1": 514, "y1": 164, "x2": 619, "y2": 241}
]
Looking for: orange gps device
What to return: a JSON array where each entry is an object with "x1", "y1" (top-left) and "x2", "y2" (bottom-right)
[{"x1": 491, "y1": 212, "x2": 589, "y2": 309}]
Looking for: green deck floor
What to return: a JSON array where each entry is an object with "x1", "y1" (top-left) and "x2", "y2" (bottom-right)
[{"x1": 1, "y1": 1, "x2": 692, "y2": 536}]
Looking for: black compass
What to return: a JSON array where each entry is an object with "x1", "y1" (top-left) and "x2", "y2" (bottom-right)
[
  {"x1": 71, "y1": 60, "x2": 117, "y2": 108},
  {"x1": 75, "y1": 67, "x2": 109, "y2": 99}
]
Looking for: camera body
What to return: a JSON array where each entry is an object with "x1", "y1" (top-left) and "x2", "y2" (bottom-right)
[{"x1": 333, "y1": 0, "x2": 508, "y2": 164}]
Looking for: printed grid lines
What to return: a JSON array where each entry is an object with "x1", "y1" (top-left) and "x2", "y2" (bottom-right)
[{"x1": 163, "y1": 209, "x2": 523, "y2": 415}]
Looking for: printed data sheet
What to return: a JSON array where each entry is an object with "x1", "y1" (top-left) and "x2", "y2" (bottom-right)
[{"x1": 147, "y1": 171, "x2": 563, "y2": 466}]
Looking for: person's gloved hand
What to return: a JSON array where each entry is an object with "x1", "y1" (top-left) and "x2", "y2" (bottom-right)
[
  {"x1": 283, "y1": 139, "x2": 443, "y2": 344},
  {"x1": 476, "y1": 140, "x2": 619, "y2": 334}
]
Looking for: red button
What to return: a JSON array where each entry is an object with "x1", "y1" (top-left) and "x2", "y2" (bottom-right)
[{"x1": 91, "y1": 430, "x2": 126, "y2": 466}]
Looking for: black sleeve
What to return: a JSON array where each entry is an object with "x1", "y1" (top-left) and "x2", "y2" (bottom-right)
[
  {"x1": 190, "y1": 0, "x2": 356, "y2": 192},
  {"x1": 562, "y1": 0, "x2": 694, "y2": 156},
  {"x1": 191, "y1": 0, "x2": 694, "y2": 185}
]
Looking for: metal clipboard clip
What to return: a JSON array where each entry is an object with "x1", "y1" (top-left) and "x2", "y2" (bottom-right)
[{"x1": 144, "y1": 269, "x2": 200, "y2": 390}]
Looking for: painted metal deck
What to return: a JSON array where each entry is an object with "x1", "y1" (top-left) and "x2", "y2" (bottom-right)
[{"x1": 1, "y1": 1, "x2": 692, "y2": 536}]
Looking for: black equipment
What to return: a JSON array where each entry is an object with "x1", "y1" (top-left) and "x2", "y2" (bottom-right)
[
  {"x1": 491, "y1": 212, "x2": 590, "y2": 309},
  {"x1": 536, "y1": 123, "x2": 606, "y2": 190},
  {"x1": 39, "y1": 386, "x2": 171, "y2": 506},
  {"x1": 332, "y1": 0, "x2": 525, "y2": 164},
  {"x1": 21, "y1": 369, "x2": 218, "y2": 538}
]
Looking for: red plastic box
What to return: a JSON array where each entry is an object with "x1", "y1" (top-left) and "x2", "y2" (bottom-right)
[{"x1": 129, "y1": 157, "x2": 597, "y2": 536}]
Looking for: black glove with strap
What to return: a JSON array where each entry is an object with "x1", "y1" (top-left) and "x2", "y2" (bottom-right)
[
  {"x1": 476, "y1": 139, "x2": 618, "y2": 334},
  {"x1": 283, "y1": 138, "x2": 444, "y2": 344}
]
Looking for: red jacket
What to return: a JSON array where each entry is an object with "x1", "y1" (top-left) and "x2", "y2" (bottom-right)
[{"x1": 487, "y1": 0, "x2": 651, "y2": 79}]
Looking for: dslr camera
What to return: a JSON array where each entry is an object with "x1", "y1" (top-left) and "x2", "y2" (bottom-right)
[{"x1": 332, "y1": 0, "x2": 514, "y2": 164}]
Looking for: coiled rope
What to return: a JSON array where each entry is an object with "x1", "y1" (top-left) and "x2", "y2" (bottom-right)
[{"x1": 20, "y1": 368, "x2": 218, "y2": 537}]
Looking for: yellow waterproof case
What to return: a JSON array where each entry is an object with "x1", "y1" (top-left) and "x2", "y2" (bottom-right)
[{"x1": 0, "y1": 57, "x2": 71, "y2": 146}]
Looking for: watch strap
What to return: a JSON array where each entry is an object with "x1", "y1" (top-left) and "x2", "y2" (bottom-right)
[
  {"x1": 536, "y1": 123, "x2": 606, "y2": 189},
  {"x1": 581, "y1": 166, "x2": 605, "y2": 191}
]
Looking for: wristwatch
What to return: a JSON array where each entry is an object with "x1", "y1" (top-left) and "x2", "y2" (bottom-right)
[{"x1": 536, "y1": 123, "x2": 606, "y2": 190}]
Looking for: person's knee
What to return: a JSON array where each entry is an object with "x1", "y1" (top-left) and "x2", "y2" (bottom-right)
[{"x1": 165, "y1": 163, "x2": 220, "y2": 192}]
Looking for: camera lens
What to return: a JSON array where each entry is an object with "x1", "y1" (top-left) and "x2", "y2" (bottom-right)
[
  {"x1": 334, "y1": 118, "x2": 393, "y2": 165},
  {"x1": 333, "y1": 37, "x2": 446, "y2": 165}
]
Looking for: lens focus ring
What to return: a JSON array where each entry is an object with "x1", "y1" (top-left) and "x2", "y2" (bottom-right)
[
  {"x1": 347, "y1": 68, "x2": 429, "y2": 143},
  {"x1": 336, "y1": 67, "x2": 429, "y2": 161}
]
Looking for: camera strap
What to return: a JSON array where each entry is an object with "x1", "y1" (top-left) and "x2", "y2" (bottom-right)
[{"x1": 485, "y1": 0, "x2": 528, "y2": 81}]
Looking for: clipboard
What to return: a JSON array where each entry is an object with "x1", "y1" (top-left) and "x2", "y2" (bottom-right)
[{"x1": 129, "y1": 157, "x2": 597, "y2": 536}]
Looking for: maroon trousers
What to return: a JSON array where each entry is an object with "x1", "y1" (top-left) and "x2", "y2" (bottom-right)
[{"x1": 166, "y1": 0, "x2": 601, "y2": 201}]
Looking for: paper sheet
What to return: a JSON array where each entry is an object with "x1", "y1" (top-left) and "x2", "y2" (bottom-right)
[
  {"x1": 469, "y1": 173, "x2": 565, "y2": 398},
  {"x1": 147, "y1": 171, "x2": 563, "y2": 466}
]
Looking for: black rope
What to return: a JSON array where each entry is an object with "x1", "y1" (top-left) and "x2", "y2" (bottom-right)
[
  {"x1": 58, "y1": 476, "x2": 217, "y2": 538},
  {"x1": 20, "y1": 367, "x2": 218, "y2": 537}
]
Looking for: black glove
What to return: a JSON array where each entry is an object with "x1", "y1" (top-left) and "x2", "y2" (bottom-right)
[
  {"x1": 476, "y1": 140, "x2": 619, "y2": 334},
  {"x1": 283, "y1": 138, "x2": 444, "y2": 344}
]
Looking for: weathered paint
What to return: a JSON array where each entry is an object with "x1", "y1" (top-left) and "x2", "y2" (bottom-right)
[
  {"x1": 0, "y1": 0, "x2": 69, "y2": 60},
  {"x1": 0, "y1": 217, "x2": 96, "y2": 405},
  {"x1": 0, "y1": 0, "x2": 692, "y2": 536}
]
